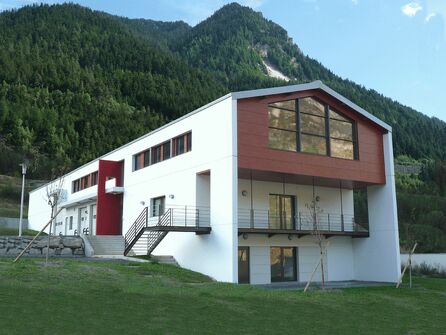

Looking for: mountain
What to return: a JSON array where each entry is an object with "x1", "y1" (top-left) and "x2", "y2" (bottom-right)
[{"x1": 0, "y1": 3, "x2": 445, "y2": 174}]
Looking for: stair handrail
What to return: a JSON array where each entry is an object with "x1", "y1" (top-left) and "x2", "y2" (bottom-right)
[{"x1": 124, "y1": 207, "x2": 148, "y2": 250}]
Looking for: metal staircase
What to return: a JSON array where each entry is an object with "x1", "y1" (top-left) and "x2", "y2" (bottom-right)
[{"x1": 124, "y1": 206, "x2": 211, "y2": 256}]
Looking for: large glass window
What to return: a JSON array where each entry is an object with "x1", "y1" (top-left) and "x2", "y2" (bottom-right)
[
  {"x1": 329, "y1": 109, "x2": 355, "y2": 159},
  {"x1": 267, "y1": 97, "x2": 357, "y2": 159},
  {"x1": 271, "y1": 247, "x2": 297, "y2": 282},
  {"x1": 268, "y1": 101, "x2": 297, "y2": 151}
]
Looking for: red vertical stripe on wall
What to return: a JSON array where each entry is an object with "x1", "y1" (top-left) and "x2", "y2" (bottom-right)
[{"x1": 96, "y1": 160, "x2": 123, "y2": 235}]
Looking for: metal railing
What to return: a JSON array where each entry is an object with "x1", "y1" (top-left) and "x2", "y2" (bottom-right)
[
  {"x1": 237, "y1": 209, "x2": 368, "y2": 233},
  {"x1": 124, "y1": 205, "x2": 211, "y2": 255}
]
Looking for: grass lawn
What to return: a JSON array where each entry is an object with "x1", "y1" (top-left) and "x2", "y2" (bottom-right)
[
  {"x1": 0, "y1": 259, "x2": 445, "y2": 335},
  {"x1": 0, "y1": 227, "x2": 44, "y2": 236}
]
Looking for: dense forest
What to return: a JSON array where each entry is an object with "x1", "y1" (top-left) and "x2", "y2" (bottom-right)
[{"x1": 0, "y1": 3, "x2": 445, "y2": 251}]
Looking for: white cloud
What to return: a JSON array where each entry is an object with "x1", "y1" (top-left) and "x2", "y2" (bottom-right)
[
  {"x1": 425, "y1": 12, "x2": 437, "y2": 22},
  {"x1": 401, "y1": 2, "x2": 423, "y2": 17}
]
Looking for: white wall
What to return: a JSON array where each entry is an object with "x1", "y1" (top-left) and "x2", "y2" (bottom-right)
[
  {"x1": 28, "y1": 95, "x2": 238, "y2": 282},
  {"x1": 239, "y1": 235, "x2": 351, "y2": 284},
  {"x1": 353, "y1": 133, "x2": 401, "y2": 283},
  {"x1": 238, "y1": 179, "x2": 354, "y2": 216}
]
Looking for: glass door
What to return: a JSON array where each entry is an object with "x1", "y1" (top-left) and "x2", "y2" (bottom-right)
[
  {"x1": 270, "y1": 247, "x2": 297, "y2": 282},
  {"x1": 269, "y1": 195, "x2": 295, "y2": 229},
  {"x1": 238, "y1": 247, "x2": 250, "y2": 284}
]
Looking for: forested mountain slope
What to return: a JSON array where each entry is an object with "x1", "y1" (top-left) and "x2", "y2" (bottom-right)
[
  {"x1": 0, "y1": 3, "x2": 445, "y2": 178},
  {"x1": 0, "y1": 3, "x2": 445, "y2": 251}
]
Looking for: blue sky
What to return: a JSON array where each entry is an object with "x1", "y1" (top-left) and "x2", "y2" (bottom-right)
[{"x1": 0, "y1": 0, "x2": 445, "y2": 121}]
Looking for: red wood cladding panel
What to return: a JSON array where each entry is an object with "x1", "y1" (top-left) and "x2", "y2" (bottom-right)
[{"x1": 237, "y1": 89, "x2": 386, "y2": 185}]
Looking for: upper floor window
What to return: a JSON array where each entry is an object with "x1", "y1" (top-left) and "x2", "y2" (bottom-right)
[
  {"x1": 132, "y1": 131, "x2": 192, "y2": 171},
  {"x1": 72, "y1": 171, "x2": 99, "y2": 193},
  {"x1": 268, "y1": 97, "x2": 357, "y2": 160}
]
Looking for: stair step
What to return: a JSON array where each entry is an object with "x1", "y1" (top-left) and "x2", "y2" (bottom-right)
[{"x1": 86, "y1": 235, "x2": 124, "y2": 255}]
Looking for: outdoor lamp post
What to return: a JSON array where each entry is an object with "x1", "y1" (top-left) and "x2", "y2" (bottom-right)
[{"x1": 18, "y1": 163, "x2": 27, "y2": 237}]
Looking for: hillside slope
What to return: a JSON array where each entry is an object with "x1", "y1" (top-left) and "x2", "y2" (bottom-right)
[{"x1": 0, "y1": 3, "x2": 445, "y2": 169}]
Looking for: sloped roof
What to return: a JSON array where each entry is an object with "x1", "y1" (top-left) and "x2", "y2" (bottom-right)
[{"x1": 232, "y1": 80, "x2": 391, "y2": 132}]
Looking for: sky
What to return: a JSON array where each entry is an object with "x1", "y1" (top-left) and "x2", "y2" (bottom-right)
[{"x1": 0, "y1": 0, "x2": 445, "y2": 122}]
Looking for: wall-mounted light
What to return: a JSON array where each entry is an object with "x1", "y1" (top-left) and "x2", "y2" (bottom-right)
[
  {"x1": 288, "y1": 234, "x2": 293, "y2": 241},
  {"x1": 140, "y1": 201, "x2": 145, "y2": 206},
  {"x1": 169, "y1": 194, "x2": 175, "y2": 199},
  {"x1": 242, "y1": 233, "x2": 248, "y2": 240},
  {"x1": 241, "y1": 190, "x2": 248, "y2": 197},
  {"x1": 315, "y1": 196, "x2": 321, "y2": 202}
]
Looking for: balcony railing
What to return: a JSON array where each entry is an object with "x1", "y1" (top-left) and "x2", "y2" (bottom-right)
[
  {"x1": 147, "y1": 205, "x2": 211, "y2": 228},
  {"x1": 238, "y1": 209, "x2": 368, "y2": 233}
]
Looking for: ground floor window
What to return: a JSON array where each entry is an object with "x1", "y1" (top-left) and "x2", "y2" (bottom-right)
[
  {"x1": 270, "y1": 247, "x2": 297, "y2": 282},
  {"x1": 238, "y1": 247, "x2": 250, "y2": 284}
]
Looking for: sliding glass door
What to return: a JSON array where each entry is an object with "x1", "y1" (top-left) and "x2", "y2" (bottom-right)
[
  {"x1": 269, "y1": 194, "x2": 295, "y2": 229},
  {"x1": 270, "y1": 247, "x2": 297, "y2": 282}
]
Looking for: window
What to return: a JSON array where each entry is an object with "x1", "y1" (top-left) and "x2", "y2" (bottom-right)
[
  {"x1": 69, "y1": 216, "x2": 73, "y2": 230},
  {"x1": 132, "y1": 131, "x2": 192, "y2": 172},
  {"x1": 270, "y1": 247, "x2": 297, "y2": 282},
  {"x1": 91, "y1": 172, "x2": 98, "y2": 186},
  {"x1": 151, "y1": 145, "x2": 161, "y2": 165},
  {"x1": 172, "y1": 132, "x2": 192, "y2": 157},
  {"x1": 72, "y1": 171, "x2": 99, "y2": 193},
  {"x1": 133, "y1": 150, "x2": 148, "y2": 171},
  {"x1": 269, "y1": 195, "x2": 295, "y2": 229},
  {"x1": 329, "y1": 109, "x2": 355, "y2": 159},
  {"x1": 151, "y1": 196, "x2": 165, "y2": 217},
  {"x1": 267, "y1": 97, "x2": 357, "y2": 159},
  {"x1": 268, "y1": 101, "x2": 297, "y2": 151}
]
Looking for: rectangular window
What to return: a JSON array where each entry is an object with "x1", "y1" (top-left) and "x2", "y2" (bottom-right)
[
  {"x1": 270, "y1": 247, "x2": 297, "y2": 282},
  {"x1": 151, "y1": 145, "x2": 162, "y2": 164},
  {"x1": 144, "y1": 150, "x2": 150, "y2": 167},
  {"x1": 151, "y1": 196, "x2": 165, "y2": 217},
  {"x1": 268, "y1": 103, "x2": 297, "y2": 152},
  {"x1": 172, "y1": 131, "x2": 192, "y2": 157},
  {"x1": 269, "y1": 194, "x2": 295, "y2": 229},
  {"x1": 69, "y1": 216, "x2": 73, "y2": 230},
  {"x1": 162, "y1": 141, "x2": 171, "y2": 161},
  {"x1": 91, "y1": 171, "x2": 98, "y2": 186},
  {"x1": 72, "y1": 171, "x2": 98, "y2": 193}
]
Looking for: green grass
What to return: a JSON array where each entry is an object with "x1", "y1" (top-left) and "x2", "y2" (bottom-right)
[
  {"x1": 0, "y1": 227, "x2": 45, "y2": 236},
  {"x1": 0, "y1": 259, "x2": 445, "y2": 334}
]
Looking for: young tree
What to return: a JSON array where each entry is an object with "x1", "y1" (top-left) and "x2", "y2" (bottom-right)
[
  {"x1": 305, "y1": 196, "x2": 326, "y2": 290},
  {"x1": 44, "y1": 176, "x2": 65, "y2": 264}
]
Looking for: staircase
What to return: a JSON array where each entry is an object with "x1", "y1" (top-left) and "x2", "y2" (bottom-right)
[
  {"x1": 86, "y1": 235, "x2": 124, "y2": 255},
  {"x1": 124, "y1": 206, "x2": 211, "y2": 256}
]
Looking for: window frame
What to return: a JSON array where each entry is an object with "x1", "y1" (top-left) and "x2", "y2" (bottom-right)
[
  {"x1": 151, "y1": 196, "x2": 165, "y2": 217},
  {"x1": 267, "y1": 97, "x2": 358, "y2": 160}
]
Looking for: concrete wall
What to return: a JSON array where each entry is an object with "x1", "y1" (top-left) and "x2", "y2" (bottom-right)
[
  {"x1": 239, "y1": 235, "x2": 350, "y2": 284},
  {"x1": 353, "y1": 132, "x2": 401, "y2": 283},
  {"x1": 238, "y1": 179, "x2": 354, "y2": 217}
]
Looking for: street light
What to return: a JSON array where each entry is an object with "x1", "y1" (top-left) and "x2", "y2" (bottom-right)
[{"x1": 18, "y1": 163, "x2": 27, "y2": 237}]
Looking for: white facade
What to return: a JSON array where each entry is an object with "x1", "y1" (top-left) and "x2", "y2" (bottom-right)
[{"x1": 28, "y1": 81, "x2": 401, "y2": 284}]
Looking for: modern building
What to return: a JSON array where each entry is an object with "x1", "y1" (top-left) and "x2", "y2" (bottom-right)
[{"x1": 28, "y1": 81, "x2": 401, "y2": 284}]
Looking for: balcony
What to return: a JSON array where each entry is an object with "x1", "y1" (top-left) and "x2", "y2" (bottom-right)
[{"x1": 238, "y1": 209, "x2": 369, "y2": 238}]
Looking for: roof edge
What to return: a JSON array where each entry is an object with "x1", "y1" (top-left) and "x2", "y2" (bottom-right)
[{"x1": 232, "y1": 80, "x2": 392, "y2": 132}]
